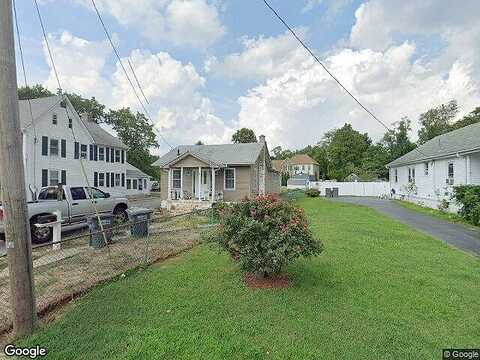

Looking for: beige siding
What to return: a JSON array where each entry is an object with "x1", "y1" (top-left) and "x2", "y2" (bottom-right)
[
  {"x1": 172, "y1": 155, "x2": 209, "y2": 168},
  {"x1": 223, "y1": 166, "x2": 251, "y2": 201},
  {"x1": 160, "y1": 169, "x2": 168, "y2": 200}
]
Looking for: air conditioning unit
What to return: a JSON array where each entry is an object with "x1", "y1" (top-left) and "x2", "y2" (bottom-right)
[{"x1": 446, "y1": 178, "x2": 454, "y2": 186}]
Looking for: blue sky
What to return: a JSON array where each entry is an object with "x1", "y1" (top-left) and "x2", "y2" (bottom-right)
[{"x1": 13, "y1": 0, "x2": 480, "y2": 154}]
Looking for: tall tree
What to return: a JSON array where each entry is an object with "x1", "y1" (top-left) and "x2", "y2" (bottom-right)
[
  {"x1": 65, "y1": 92, "x2": 105, "y2": 123},
  {"x1": 418, "y1": 100, "x2": 458, "y2": 144},
  {"x1": 382, "y1": 117, "x2": 416, "y2": 161},
  {"x1": 323, "y1": 123, "x2": 372, "y2": 181},
  {"x1": 18, "y1": 84, "x2": 53, "y2": 100},
  {"x1": 231, "y1": 128, "x2": 257, "y2": 143},
  {"x1": 105, "y1": 108, "x2": 159, "y2": 178},
  {"x1": 271, "y1": 145, "x2": 293, "y2": 160},
  {"x1": 451, "y1": 106, "x2": 480, "y2": 130}
]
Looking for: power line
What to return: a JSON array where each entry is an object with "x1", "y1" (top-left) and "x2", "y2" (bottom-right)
[
  {"x1": 128, "y1": 59, "x2": 149, "y2": 105},
  {"x1": 90, "y1": 0, "x2": 173, "y2": 149},
  {"x1": 261, "y1": 0, "x2": 429, "y2": 159}
]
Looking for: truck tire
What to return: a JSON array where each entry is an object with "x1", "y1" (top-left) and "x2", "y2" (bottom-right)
[{"x1": 30, "y1": 217, "x2": 53, "y2": 244}]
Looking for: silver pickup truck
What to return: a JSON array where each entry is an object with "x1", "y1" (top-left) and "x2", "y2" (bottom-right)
[{"x1": 0, "y1": 186, "x2": 129, "y2": 243}]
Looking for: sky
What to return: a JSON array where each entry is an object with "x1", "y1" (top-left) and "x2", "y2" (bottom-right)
[{"x1": 13, "y1": 0, "x2": 480, "y2": 155}]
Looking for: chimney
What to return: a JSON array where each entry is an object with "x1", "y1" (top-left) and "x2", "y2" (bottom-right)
[{"x1": 259, "y1": 135, "x2": 265, "y2": 144}]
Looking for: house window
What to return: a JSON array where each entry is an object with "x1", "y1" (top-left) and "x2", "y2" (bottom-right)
[
  {"x1": 49, "y1": 170, "x2": 59, "y2": 186},
  {"x1": 99, "y1": 173, "x2": 105, "y2": 187},
  {"x1": 225, "y1": 168, "x2": 235, "y2": 190},
  {"x1": 99, "y1": 147, "x2": 105, "y2": 161},
  {"x1": 394, "y1": 168, "x2": 398, "y2": 183},
  {"x1": 172, "y1": 169, "x2": 181, "y2": 189},
  {"x1": 424, "y1": 162, "x2": 429, "y2": 176},
  {"x1": 448, "y1": 162, "x2": 454, "y2": 184},
  {"x1": 138, "y1": 179, "x2": 143, "y2": 191},
  {"x1": 408, "y1": 167, "x2": 415, "y2": 183},
  {"x1": 68, "y1": 118, "x2": 72, "y2": 129},
  {"x1": 115, "y1": 173, "x2": 121, "y2": 187},
  {"x1": 52, "y1": 113, "x2": 57, "y2": 125},
  {"x1": 115, "y1": 150, "x2": 121, "y2": 162},
  {"x1": 80, "y1": 144, "x2": 88, "y2": 159},
  {"x1": 127, "y1": 179, "x2": 131, "y2": 190},
  {"x1": 133, "y1": 179, "x2": 138, "y2": 189},
  {"x1": 49, "y1": 139, "x2": 59, "y2": 156}
]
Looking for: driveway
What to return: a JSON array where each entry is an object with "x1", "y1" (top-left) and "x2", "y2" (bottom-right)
[
  {"x1": 128, "y1": 196, "x2": 163, "y2": 210},
  {"x1": 331, "y1": 197, "x2": 480, "y2": 256}
]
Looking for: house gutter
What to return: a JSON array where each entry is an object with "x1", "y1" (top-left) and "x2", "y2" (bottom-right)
[{"x1": 386, "y1": 146, "x2": 480, "y2": 168}]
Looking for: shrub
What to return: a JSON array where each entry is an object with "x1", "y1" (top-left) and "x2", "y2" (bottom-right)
[
  {"x1": 438, "y1": 199, "x2": 450, "y2": 212},
  {"x1": 305, "y1": 188, "x2": 320, "y2": 197},
  {"x1": 453, "y1": 185, "x2": 480, "y2": 225},
  {"x1": 212, "y1": 194, "x2": 323, "y2": 278}
]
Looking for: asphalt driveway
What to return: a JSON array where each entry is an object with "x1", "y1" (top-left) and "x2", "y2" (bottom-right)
[{"x1": 331, "y1": 197, "x2": 480, "y2": 256}]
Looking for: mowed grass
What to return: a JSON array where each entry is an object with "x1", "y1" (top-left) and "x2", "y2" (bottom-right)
[{"x1": 18, "y1": 197, "x2": 480, "y2": 359}]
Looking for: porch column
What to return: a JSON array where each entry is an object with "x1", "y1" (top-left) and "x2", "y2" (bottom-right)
[
  {"x1": 466, "y1": 155, "x2": 471, "y2": 184},
  {"x1": 180, "y1": 167, "x2": 184, "y2": 199},
  {"x1": 167, "y1": 168, "x2": 172, "y2": 200},
  {"x1": 198, "y1": 166, "x2": 202, "y2": 200},
  {"x1": 211, "y1": 167, "x2": 215, "y2": 203}
]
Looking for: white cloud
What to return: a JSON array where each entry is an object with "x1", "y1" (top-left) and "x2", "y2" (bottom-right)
[{"x1": 76, "y1": 0, "x2": 225, "y2": 48}]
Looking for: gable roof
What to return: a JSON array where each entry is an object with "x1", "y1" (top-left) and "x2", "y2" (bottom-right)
[
  {"x1": 289, "y1": 154, "x2": 318, "y2": 165},
  {"x1": 125, "y1": 162, "x2": 149, "y2": 178},
  {"x1": 153, "y1": 143, "x2": 264, "y2": 167},
  {"x1": 271, "y1": 159, "x2": 287, "y2": 172},
  {"x1": 19, "y1": 95, "x2": 127, "y2": 149},
  {"x1": 387, "y1": 122, "x2": 480, "y2": 167}
]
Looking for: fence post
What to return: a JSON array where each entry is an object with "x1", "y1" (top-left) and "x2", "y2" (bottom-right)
[{"x1": 52, "y1": 210, "x2": 62, "y2": 251}]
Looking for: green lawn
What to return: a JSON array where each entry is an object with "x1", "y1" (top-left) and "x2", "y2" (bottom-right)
[{"x1": 18, "y1": 197, "x2": 480, "y2": 359}]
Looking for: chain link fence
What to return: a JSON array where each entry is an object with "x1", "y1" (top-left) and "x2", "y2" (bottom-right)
[{"x1": 0, "y1": 207, "x2": 218, "y2": 334}]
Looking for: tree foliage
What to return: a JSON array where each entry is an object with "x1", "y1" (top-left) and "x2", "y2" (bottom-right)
[
  {"x1": 417, "y1": 100, "x2": 459, "y2": 144},
  {"x1": 65, "y1": 92, "x2": 105, "y2": 123},
  {"x1": 232, "y1": 128, "x2": 257, "y2": 143},
  {"x1": 18, "y1": 84, "x2": 53, "y2": 100},
  {"x1": 382, "y1": 118, "x2": 417, "y2": 161}
]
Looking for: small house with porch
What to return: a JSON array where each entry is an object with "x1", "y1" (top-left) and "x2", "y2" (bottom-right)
[{"x1": 153, "y1": 135, "x2": 280, "y2": 206}]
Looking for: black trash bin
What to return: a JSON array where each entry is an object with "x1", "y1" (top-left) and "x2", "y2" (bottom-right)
[
  {"x1": 325, "y1": 188, "x2": 332, "y2": 198},
  {"x1": 332, "y1": 187, "x2": 339, "y2": 197},
  {"x1": 88, "y1": 214, "x2": 114, "y2": 249},
  {"x1": 127, "y1": 208, "x2": 154, "y2": 238}
]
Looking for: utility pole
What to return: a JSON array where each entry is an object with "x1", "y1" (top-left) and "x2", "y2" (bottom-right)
[{"x1": 0, "y1": 0, "x2": 37, "y2": 337}]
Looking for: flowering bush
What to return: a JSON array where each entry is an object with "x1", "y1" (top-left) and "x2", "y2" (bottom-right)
[{"x1": 212, "y1": 194, "x2": 323, "y2": 278}]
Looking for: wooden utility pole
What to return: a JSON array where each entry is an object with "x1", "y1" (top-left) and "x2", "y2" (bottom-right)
[{"x1": 0, "y1": 0, "x2": 37, "y2": 337}]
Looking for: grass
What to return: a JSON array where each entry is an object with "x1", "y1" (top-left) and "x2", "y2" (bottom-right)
[
  {"x1": 394, "y1": 199, "x2": 477, "y2": 228},
  {"x1": 17, "y1": 197, "x2": 480, "y2": 359}
]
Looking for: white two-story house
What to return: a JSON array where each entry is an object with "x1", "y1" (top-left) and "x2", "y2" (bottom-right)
[
  {"x1": 14, "y1": 95, "x2": 150, "y2": 200},
  {"x1": 387, "y1": 122, "x2": 480, "y2": 211}
]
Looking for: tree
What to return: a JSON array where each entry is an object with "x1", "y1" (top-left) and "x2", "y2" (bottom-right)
[
  {"x1": 105, "y1": 108, "x2": 159, "y2": 178},
  {"x1": 18, "y1": 84, "x2": 53, "y2": 100},
  {"x1": 232, "y1": 128, "x2": 257, "y2": 143},
  {"x1": 195, "y1": 140, "x2": 204, "y2": 145},
  {"x1": 418, "y1": 100, "x2": 458, "y2": 144},
  {"x1": 307, "y1": 143, "x2": 329, "y2": 180},
  {"x1": 451, "y1": 107, "x2": 480, "y2": 130},
  {"x1": 65, "y1": 92, "x2": 105, "y2": 123},
  {"x1": 382, "y1": 117, "x2": 416, "y2": 161},
  {"x1": 271, "y1": 146, "x2": 293, "y2": 160},
  {"x1": 323, "y1": 124, "x2": 372, "y2": 181},
  {"x1": 360, "y1": 144, "x2": 390, "y2": 180}
]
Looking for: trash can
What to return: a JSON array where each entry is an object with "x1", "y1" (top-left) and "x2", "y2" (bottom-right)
[
  {"x1": 127, "y1": 208, "x2": 154, "y2": 238},
  {"x1": 332, "y1": 187, "x2": 339, "y2": 198},
  {"x1": 88, "y1": 214, "x2": 114, "y2": 249},
  {"x1": 325, "y1": 188, "x2": 332, "y2": 198}
]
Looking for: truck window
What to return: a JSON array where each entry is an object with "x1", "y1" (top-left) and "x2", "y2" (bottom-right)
[
  {"x1": 70, "y1": 187, "x2": 87, "y2": 200},
  {"x1": 87, "y1": 187, "x2": 107, "y2": 199},
  {"x1": 38, "y1": 188, "x2": 65, "y2": 200}
]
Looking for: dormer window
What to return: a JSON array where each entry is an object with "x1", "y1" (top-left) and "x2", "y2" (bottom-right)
[{"x1": 52, "y1": 113, "x2": 58, "y2": 125}]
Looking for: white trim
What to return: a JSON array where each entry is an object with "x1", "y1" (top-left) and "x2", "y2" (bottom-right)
[{"x1": 224, "y1": 168, "x2": 236, "y2": 191}]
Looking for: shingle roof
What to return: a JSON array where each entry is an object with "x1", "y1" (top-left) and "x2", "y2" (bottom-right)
[
  {"x1": 271, "y1": 159, "x2": 288, "y2": 172},
  {"x1": 387, "y1": 122, "x2": 480, "y2": 167},
  {"x1": 289, "y1": 154, "x2": 318, "y2": 165},
  {"x1": 125, "y1": 162, "x2": 149, "y2": 178},
  {"x1": 153, "y1": 143, "x2": 264, "y2": 167},
  {"x1": 18, "y1": 96, "x2": 126, "y2": 149}
]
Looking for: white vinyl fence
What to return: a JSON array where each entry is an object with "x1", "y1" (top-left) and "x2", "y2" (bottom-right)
[{"x1": 308, "y1": 181, "x2": 390, "y2": 197}]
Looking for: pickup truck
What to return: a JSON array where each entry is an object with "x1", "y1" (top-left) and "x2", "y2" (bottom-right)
[{"x1": 0, "y1": 186, "x2": 129, "y2": 243}]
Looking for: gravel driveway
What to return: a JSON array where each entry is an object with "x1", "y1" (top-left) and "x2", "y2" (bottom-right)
[{"x1": 331, "y1": 197, "x2": 480, "y2": 256}]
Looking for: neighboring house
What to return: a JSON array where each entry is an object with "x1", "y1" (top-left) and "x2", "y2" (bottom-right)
[
  {"x1": 387, "y1": 122, "x2": 480, "y2": 210},
  {"x1": 286, "y1": 154, "x2": 320, "y2": 180},
  {"x1": 344, "y1": 173, "x2": 360, "y2": 182},
  {"x1": 15, "y1": 95, "x2": 131, "y2": 200},
  {"x1": 286, "y1": 173, "x2": 313, "y2": 189},
  {"x1": 125, "y1": 162, "x2": 152, "y2": 195},
  {"x1": 271, "y1": 159, "x2": 290, "y2": 175},
  {"x1": 153, "y1": 135, "x2": 280, "y2": 203}
]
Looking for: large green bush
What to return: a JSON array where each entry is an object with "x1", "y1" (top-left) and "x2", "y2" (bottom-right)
[
  {"x1": 453, "y1": 185, "x2": 480, "y2": 225},
  {"x1": 305, "y1": 188, "x2": 320, "y2": 197},
  {"x1": 212, "y1": 194, "x2": 323, "y2": 278}
]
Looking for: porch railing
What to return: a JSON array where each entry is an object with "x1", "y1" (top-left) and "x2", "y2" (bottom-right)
[{"x1": 170, "y1": 189, "x2": 223, "y2": 201}]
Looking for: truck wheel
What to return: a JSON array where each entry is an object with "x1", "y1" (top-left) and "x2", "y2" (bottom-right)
[{"x1": 30, "y1": 218, "x2": 52, "y2": 244}]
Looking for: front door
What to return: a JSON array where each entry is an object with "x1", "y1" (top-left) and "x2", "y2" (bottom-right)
[{"x1": 201, "y1": 169, "x2": 211, "y2": 198}]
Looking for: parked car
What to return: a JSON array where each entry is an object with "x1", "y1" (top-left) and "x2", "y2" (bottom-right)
[{"x1": 0, "y1": 186, "x2": 129, "y2": 243}]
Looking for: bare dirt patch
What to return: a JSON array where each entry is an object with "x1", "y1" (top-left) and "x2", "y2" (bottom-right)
[{"x1": 244, "y1": 273, "x2": 290, "y2": 289}]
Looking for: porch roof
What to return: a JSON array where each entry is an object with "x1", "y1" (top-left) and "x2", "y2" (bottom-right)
[{"x1": 154, "y1": 143, "x2": 264, "y2": 168}]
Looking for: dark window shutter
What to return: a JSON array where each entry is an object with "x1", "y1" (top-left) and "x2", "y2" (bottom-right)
[
  {"x1": 106, "y1": 172, "x2": 110, "y2": 187},
  {"x1": 94, "y1": 172, "x2": 98, "y2": 187},
  {"x1": 74, "y1": 142, "x2": 79, "y2": 159},
  {"x1": 61, "y1": 139, "x2": 66, "y2": 158},
  {"x1": 41, "y1": 136, "x2": 48, "y2": 156},
  {"x1": 42, "y1": 169, "x2": 48, "y2": 187},
  {"x1": 121, "y1": 173, "x2": 125, "y2": 187},
  {"x1": 94, "y1": 145, "x2": 98, "y2": 161},
  {"x1": 89, "y1": 145, "x2": 94, "y2": 161},
  {"x1": 111, "y1": 173, "x2": 115, "y2": 187},
  {"x1": 121, "y1": 150, "x2": 125, "y2": 164},
  {"x1": 61, "y1": 170, "x2": 67, "y2": 185},
  {"x1": 111, "y1": 148, "x2": 115, "y2": 163},
  {"x1": 106, "y1": 147, "x2": 110, "y2": 162}
]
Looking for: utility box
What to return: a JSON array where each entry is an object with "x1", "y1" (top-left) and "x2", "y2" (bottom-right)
[
  {"x1": 88, "y1": 214, "x2": 114, "y2": 249},
  {"x1": 127, "y1": 208, "x2": 154, "y2": 238}
]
